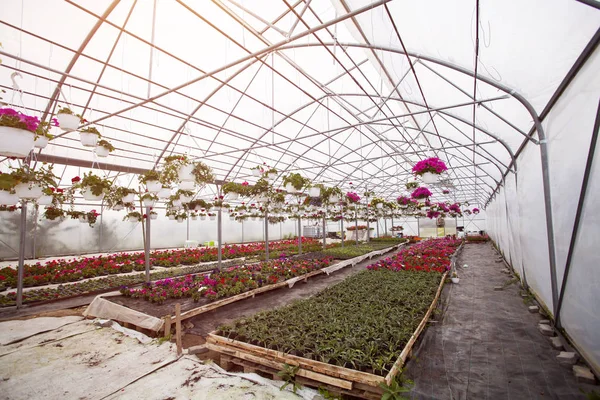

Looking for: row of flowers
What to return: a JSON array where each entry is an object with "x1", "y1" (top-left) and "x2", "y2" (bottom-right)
[
  {"x1": 0, "y1": 238, "x2": 326, "y2": 289},
  {"x1": 119, "y1": 258, "x2": 332, "y2": 304},
  {"x1": 366, "y1": 237, "x2": 461, "y2": 273}
]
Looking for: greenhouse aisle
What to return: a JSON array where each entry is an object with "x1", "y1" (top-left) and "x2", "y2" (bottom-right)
[{"x1": 407, "y1": 243, "x2": 593, "y2": 400}]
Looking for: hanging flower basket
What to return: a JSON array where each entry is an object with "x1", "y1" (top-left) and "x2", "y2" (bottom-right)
[
  {"x1": 200, "y1": 214, "x2": 207, "y2": 220},
  {"x1": 141, "y1": 193, "x2": 158, "y2": 207},
  {"x1": 14, "y1": 183, "x2": 43, "y2": 200},
  {"x1": 209, "y1": 214, "x2": 216, "y2": 221},
  {"x1": 158, "y1": 187, "x2": 171, "y2": 199},
  {"x1": 34, "y1": 136, "x2": 49, "y2": 149},
  {"x1": 78, "y1": 215, "x2": 87, "y2": 223},
  {"x1": 0, "y1": 126, "x2": 35, "y2": 158},
  {"x1": 113, "y1": 204, "x2": 124, "y2": 211},
  {"x1": 178, "y1": 164, "x2": 194, "y2": 182},
  {"x1": 37, "y1": 195, "x2": 53, "y2": 206},
  {"x1": 411, "y1": 187, "x2": 432, "y2": 204},
  {"x1": 144, "y1": 180, "x2": 161, "y2": 193},
  {"x1": 0, "y1": 190, "x2": 19, "y2": 205},
  {"x1": 95, "y1": 146, "x2": 109, "y2": 157},
  {"x1": 191, "y1": 214, "x2": 198, "y2": 220},
  {"x1": 79, "y1": 126, "x2": 101, "y2": 147},
  {"x1": 329, "y1": 194, "x2": 340, "y2": 203},
  {"x1": 81, "y1": 189, "x2": 104, "y2": 201},
  {"x1": 56, "y1": 108, "x2": 81, "y2": 131},
  {"x1": 150, "y1": 213, "x2": 158, "y2": 220},
  {"x1": 228, "y1": 192, "x2": 239, "y2": 200},
  {"x1": 122, "y1": 193, "x2": 135, "y2": 203},
  {"x1": 285, "y1": 183, "x2": 297, "y2": 193},
  {"x1": 177, "y1": 216, "x2": 185, "y2": 223},
  {"x1": 308, "y1": 187, "x2": 321, "y2": 197},
  {"x1": 179, "y1": 180, "x2": 195, "y2": 191},
  {"x1": 412, "y1": 157, "x2": 448, "y2": 184},
  {"x1": 168, "y1": 214, "x2": 176, "y2": 220}
]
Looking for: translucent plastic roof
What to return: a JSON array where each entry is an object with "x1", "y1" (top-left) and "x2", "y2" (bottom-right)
[{"x1": 1, "y1": 0, "x2": 598, "y2": 206}]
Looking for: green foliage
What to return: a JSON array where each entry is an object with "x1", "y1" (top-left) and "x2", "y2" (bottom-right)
[
  {"x1": 277, "y1": 364, "x2": 302, "y2": 394},
  {"x1": 97, "y1": 139, "x2": 115, "y2": 152},
  {"x1": 192, "y1": 161, "x2": 214, "y2": 185},
  {"x1": 35, "y1": 121, "x2": 54, "y2": 139},
  {"x1": 317, "y1": 387, "x2": 341, "y2": 399},
  {"x1": 379, "y1": 373, "x2": 414, "y2": 400},
  {"x1": 219, "y1": 269, "x2": 441, "y2": 375},
  {"x1": 282, "y1": 173, "x2": 309, "y2": 190},
  {"x1": 77, "y1": 172, "x2": 112, "y2": 196},
  {"x1": 138, "y1": 169, "x2": 161, "y2": 184},
  {"x1": 80, "y1": 126, "x2": 101, "y2": 137},
  {"x1": 405, "y1": 182, "x2": 418, "y2": 190}
]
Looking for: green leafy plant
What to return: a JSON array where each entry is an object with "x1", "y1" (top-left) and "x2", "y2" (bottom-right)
[
  {"x1": 43, "y1": 206, "x2": 65, "y2": 220},
  {"x1": 9, "y1": 164, "x2": 58, "y2": 188},
  {"x1": 35, "y1": 121, "x2": 55, "y2": 140},
  {"x1": 97, "y1": 139, "x2": 115, "y2": 152},
  {"x1": 379, "y1": 373, "x2": 414, "y2": 400},
  {"x1": 79, "y1": 126, "x2": 101, "y2": 137},
  {"x1": 76, "y1": 172, "x2": 112, "y2": 196},
  {"x1": 123, "y1": 211, "x2": 142, "y2": 222},
  {"x1": 138, "y1": 170, "x2": 162, "y2": 185},
  {"x1": 222, "y1": 181, "x2": 249, "y2": 196},
  {"x1": 282, "y1": 173, "x2": 309, "y2": 191},
  {"x1": 405, "y1": 181, "x2": 418, "y2": 190},
  {"x1": 249, "y1": 178, "x2": 270, "y2": 196},
  {"x1": 192, "y1": 161, "x2": 214, "y2": 185},
  {"x1": 277, "y1": 364, "x2": 302, "y2": 394}
]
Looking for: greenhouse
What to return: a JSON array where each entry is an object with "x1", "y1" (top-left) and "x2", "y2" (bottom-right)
[{"x1": 0, "y1": 0, "x2": 599, "y2": 398}]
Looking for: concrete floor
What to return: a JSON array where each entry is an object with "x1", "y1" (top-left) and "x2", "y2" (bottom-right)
[{"x1": 407, "y1": 242, "x2": 596, "y2": 400}]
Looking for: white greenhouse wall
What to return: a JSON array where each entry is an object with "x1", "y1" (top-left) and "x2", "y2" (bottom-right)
[{"x1": 486, "y1": 46, "x2": 600, "y2": 373}]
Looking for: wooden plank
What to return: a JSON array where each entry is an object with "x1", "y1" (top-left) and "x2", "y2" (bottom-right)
[
  {"x1": 163, "y1": 315, "x2": 171, "y2": 337},
  {"x1": 175, "y1": 303, "x2": 182, "y2": 356},
  {"x1": 385, "y1": 270, "x2": 448, "y2": 384},
  {"x1": 207, "y1": 333, "x2": 384, "y2": 386},
  {"x1": 205, "y1": 343, "x2": 354, "y2": 390}
]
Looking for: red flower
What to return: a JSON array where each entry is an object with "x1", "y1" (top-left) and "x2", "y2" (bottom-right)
[
  {"x1": 71, "y1": 176, "x2": 81, "y2": 183},
  {"x1": 56, "y1": 188, "x2": 64, "y2": 193}
]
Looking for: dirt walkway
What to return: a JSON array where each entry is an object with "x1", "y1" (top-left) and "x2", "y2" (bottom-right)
[{"x1": 406, "y1": 242, "x2": 595, "y2": 399}]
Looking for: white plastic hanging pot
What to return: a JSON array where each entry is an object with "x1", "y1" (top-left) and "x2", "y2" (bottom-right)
[
  {"x1": 228, "y1": 192, "x2": 239, "y2": 201},
  {"x1": 214, "y1": 206, "x2": 221, "y2": 212},
  {"x1": 78, "y1": 216, "x2": 87, "y2": 223},
  {"x1": 150, "y1": 214, "x2": 158, "y2": 220},
  {"x1": 173, "y1": 199, "x2": 182, "y2": 207},
  {"x1": 168, "y1": 215, "x2": 176, "y2": 220},
  {"x1": 81, "y1": 189, "x2": 104, "y2": 201},
  {"x1": 0, "y1": 190, "x2": 19, "y2": 205},
  {"x1": 178, "y1": 180, "x2": 195, "y2": 191},
  {"x1": 113, "y1": 204, "x2": 124, "y2": 211},
  {"x1": 376, "y1": 203, "x2": 383, "y2": 209},
  {"x1": 451, "y1": 277, "x2": 460, "y2": 284},
  {"x1": 178, "y1": 164, "x2": 194, "y2": 182},
  {"x1": 80, "y1": 132, "x2": 99, "y2": 147},
  {"x1": 200, "y1": 215, "x2": 207, "y2": 220},
  {"x1": 122, "y1": 193, "x2": 135, "y2": 203},
  {"x1": 37, "y1": 195, "x2": 53, "y2": 205},
  {"x1": 177, "y1": 217, "x2": 185, "y2": 223},
  {"x1": 179, "y1": 194, "x2": 192, "y2": 203},
  {"x1": 209, "y1": 215, "x2": 216, "y2": 221},
  {"x1": 146, "y1": 181, "x2": 162, "y2": 193},
  {"x1": 268, "y1": 172, "x2": 277, "y2": 180},
  {"x1": 95, "y1": 146, "x2": 110, "y2": 157},
  {"x1": 421, "y1": 172, "x2": 439, "y2": 184},
  {"x1": 329, "y1": 195, "x2": 339, "y2": 204},
  {"x1": 229, "y1": 215, "x2": 235, "y2": 221},
  {"x1": 128, "y1": 216, "x2": 138, "y2": 223},
  {"x1": 57, "y1": 113, "x2": 80, "y2": 131},
  {"x1": 308, "y1": 187, "x2": 321, "y2": 197},
  {"x1": 191, "y1": 215, "x2": 198, "y2": 220},
  {"x1": 14, "y1": 183, "x2": 43, "y2": 199},
  {"x1": 252, "y1": 169, "x2": 261, "y2": 177},
  {"x1": 158, "y1": 187, "x2": 171, "y2": 199},
  {"x1": 34, "y1": 136, "x2": 49, "y2": 149},
  {"x1": 143, "y1": 198, "x2": 156, "y2": 207},
  {"x1": 285, "y1": 183, "x2": 297, "y2": 193},
  {"x1": 0, "y1": 127, "x2": 35, "y2": 158}
]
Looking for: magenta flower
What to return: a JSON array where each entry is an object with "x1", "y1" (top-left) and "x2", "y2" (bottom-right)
[
  {"x1": 411, "y1": 187, "x2": 432, "y2": 199},
  {"x1": 346, "y1": 191, "x2": 361, "y2": 203},
  {"x1": 396, "y1": 196, "x2": 411, "y2": 205},
  {"x1": 412, "y1": 157, "x2": 448, "y2": 175},
  {"x1": 472, "y1": 208, "x2": 480, "y2": 214}
]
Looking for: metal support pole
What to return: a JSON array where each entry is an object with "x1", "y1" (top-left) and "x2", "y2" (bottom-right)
[
  {"x1": 391, "y1": 215, "x2": 394, "y2": 236},
  {"x1": 555, "y1": 99, "x2": 600, "y2": 328},
  {"x1": 297, "y1": 216, "x2": 302, "y2": 255},
  {"x1": 417, "y1": 217, "x2": 421, "y2": 237},
  {"x1": 217, "y1": 208, "x2": 222, "y2": 270},
  {"x1": 32, "y1": 206, "x2": 38, "y2": 259},
  {"x1": 322, "y1": 213, "x2": 326, "y2": 250},
  {"x1": 99, "y1": 203, "x2": 104, "y2": 252},
  {"x1": 384, "y1": 216, "x2": 387, "y2": 237},
  {"x1": 340, "y1": 210, "x2": 344, "y2": 247},
  {"x1": 16, "y1": 202, "x2": 28, "y2": 309},
  {"x1": 186, "y1": 213, "x2": 190, "y2": 241},
  {"x1": 355, "y1": 207, "x2": 359, "y2": 244},
  {"x1": 145, "y1": 206, "x2": 151, "y2": 282},
  {"x1": 241, "y1": 219, "x2": 244, "y2": 243},
  {"x1": 376, "y1": 216, "x2": 379, "y2": 238},
  {"x1": 265, "y1": 207, "x2": 269, "y2": 261},
  {"x1": 366, "y1": 209, "x2": 370, "y2": 243}
]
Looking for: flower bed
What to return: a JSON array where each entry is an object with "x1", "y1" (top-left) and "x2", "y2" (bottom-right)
[
  {"x1": 321, "y1": 241, "x2": 405, "y2": 260},
  {"x1": 0, "y1": 259, "x2": 239, "y2": 307},
  {"x1": 0, "y1": 238, "x2": 325, "y2": 289},
  {"x1": 216, "y1": 268, "x2": 442, "y2": 376},
  {"x1": 367, "y1": 237, "x2": 461, "y2": 273},
  {"x1": 466, "y1": 234, "x2": 489, "y2": 242},
  {"x1": 118, "y1": 258, "x2": 332, "y2": 305}
]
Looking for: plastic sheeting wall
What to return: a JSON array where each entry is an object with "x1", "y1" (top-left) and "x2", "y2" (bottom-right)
[{"x1": 486, "y1": 46, "x2": 600, "y2": 372}]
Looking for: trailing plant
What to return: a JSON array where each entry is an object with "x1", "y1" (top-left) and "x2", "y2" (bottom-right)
[
  {"x1": 43, "y1": 206, "x2": 64, "y2": 220},
  {"x1": 192, "y1": 161, "x2": 214, "y2": 185},
  {"x1": 410, "y1": 187, "x2": 432, "y2": 200},
  {"x1": 222, "y1": 181, "x2": 249, "y2": 196},
  {"x1": 138, "y1": 170, "x2": 161, "y2": 185},
  {"x1": 249, "y1": 177, "x2": 270, "y2": 196},
  {"x1": 162, "y1": 155, "x2": 190, "y2": 184},
  {"x1": 123, "y1": 211, "x2": 142, "y2": 222},
  {"x1": 141, "y1": 193, "x2": 158, "y2": 201},
  {"x1": 346, "y1": 191, "x2": 360, "y2": 203},
  {"x1": 104, "y1": 186, "x2": 137, "y2": 209},
  {"x1": 277, "y1": 364, "x2": 302, "y2": 394},
  {"x1": 405, "y1": 181, "x2": 418, "y2": 190},
  {"x1": 97, "y1": 139, "x2": 115, "y2": 152},
  {"x1": 74, "y1": 172, "x2": 112, "y2": 196},
  {"x1": 79, "y1": 126, "x2": 101, "y2": 137},
  {"x1": 35, "y1": 119, "x2": 58, "y2": 140},
  {"x1": 282, "y1": 173, "x2": 309, "y2": 191}
]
